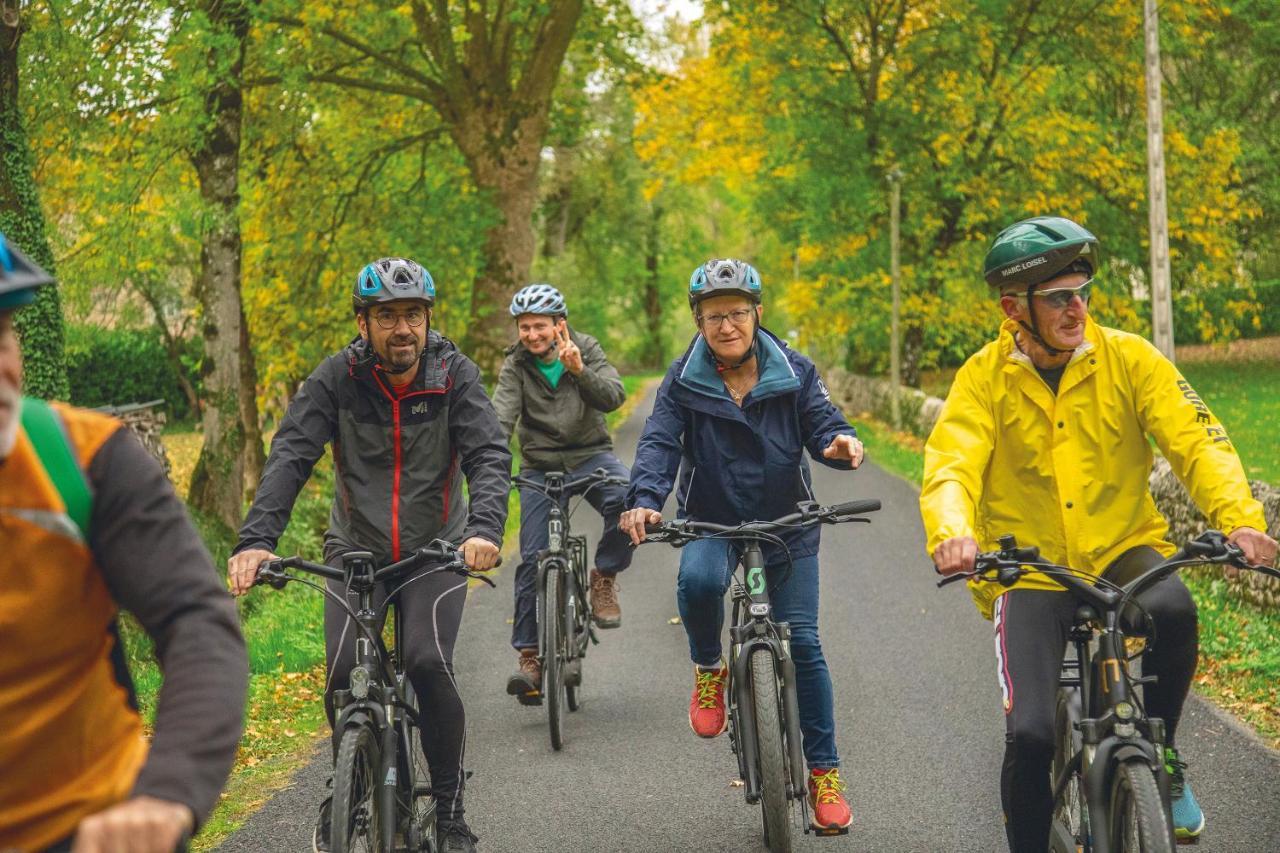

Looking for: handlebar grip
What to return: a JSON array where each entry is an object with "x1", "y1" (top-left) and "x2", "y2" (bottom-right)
[{"x1": 829, "y1": 499, "x2": 881, "y2": 516}]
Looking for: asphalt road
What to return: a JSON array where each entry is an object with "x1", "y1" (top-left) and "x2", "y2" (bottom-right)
[{"x1": 217, "y1": 384, "x2": 1280, "y2": 853}]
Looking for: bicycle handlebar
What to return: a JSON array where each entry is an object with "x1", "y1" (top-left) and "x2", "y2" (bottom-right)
[
  {"x1": 511, "y1": 466, "x2": 630, "y2": 497},
  {"x1": 642, "y1": 498, "x2": 881, "y2": 545},
  {"x1": 255, "y1": 541, "x2": 501, "y2": 590},
  {"x1": 936, "y1": 530, "x2": 1280, "y2": 612}
]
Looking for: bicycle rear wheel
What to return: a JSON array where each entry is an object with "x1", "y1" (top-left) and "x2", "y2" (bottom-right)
[
  {"x1": 1109, "y1": 756, "x2": 1175, "y2": 853},
  {"x1": 1050, "y1": 688, "x2": 1088, "y2": 852},
  {"x1": 544, "y1": 565, "x2": 568, "y2": 750},
  {"x1": 331, "y1": 723, "x2": 381, "y2": 853},
  {"x1": 396, "y1": 689, "x2": 435, "y2": 852},
  {"x1": 750, "y1": 648, "x2": 793, "y2": 853}
]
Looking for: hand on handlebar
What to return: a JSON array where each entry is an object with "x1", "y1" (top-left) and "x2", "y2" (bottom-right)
[
  {"x1": 1226, "y1": 526, "x2": 1279, "y2": 578},
  {"x1": 227, "y1": 547, "x2": 278, "y2": 597},
  {"x1": 460, "y1": 536, "x2": 501, "y2": 571},
  {"x1": 932, "y1": 535, "x2": 979, "y2": 576},
  {"x1": 620, "y1": 506, "x2": 663, "y2": 545}
]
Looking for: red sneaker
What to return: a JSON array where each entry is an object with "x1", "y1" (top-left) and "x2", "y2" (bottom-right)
[
  {"x1": 808, "y1": 767, "x2": 852, "y2": 831},
  {"x1": 687, "y1": 664, "x2": 729, "y2": 737}
]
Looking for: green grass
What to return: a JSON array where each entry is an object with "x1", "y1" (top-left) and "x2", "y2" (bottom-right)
[
  {"x1": 1185, "y1": 572, "x2": 1280, "y2": 747},
  {"x1": 850, "y1": 415, "x2": 924, "y2": 486},
  {"x1": 1179, "y1": 360, "x2": 1280, "y2": 483}
]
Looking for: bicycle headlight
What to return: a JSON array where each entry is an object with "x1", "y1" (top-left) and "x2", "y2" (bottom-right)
[
  {"x1": 1114, "y1": 701, "x2": 1134, "y2": 721},
  {"x1": 748, "y1": 603, "x2": 771, "y2": 618},
  {"x1": 350, "y1": 665, "x2": 371, "y2": 700}
]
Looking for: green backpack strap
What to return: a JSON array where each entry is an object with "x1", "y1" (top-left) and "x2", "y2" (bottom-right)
[{"x1": 21, "y1": 397, "x2": 93, "y2": 541}]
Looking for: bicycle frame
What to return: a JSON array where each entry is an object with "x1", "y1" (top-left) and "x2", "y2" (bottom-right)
[
  {"x1": 532, "y1": 472, "x2": 592, "y2": 667},
  {"x1": 1051, "y1": 605, "x2": 1170, "y2": 853},
  {"x1": 727, "y1": 537, "x2": 808, "y2": 811},
  {"x1": 257, "y1": 544, "x2": 495, "y2": 853}
]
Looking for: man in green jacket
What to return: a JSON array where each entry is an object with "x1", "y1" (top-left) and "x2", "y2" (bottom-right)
[{"x1": 492, "y1": 284, "x2": 632, "y2": 702}]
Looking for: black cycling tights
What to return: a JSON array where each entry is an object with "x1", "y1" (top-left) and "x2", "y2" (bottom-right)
[
  {"x1": 324, "y1": 560, "x2": 470, "y2": 823},
  {"x1": 995, "y1": 546, "x2": 1198, "y2": 853}
]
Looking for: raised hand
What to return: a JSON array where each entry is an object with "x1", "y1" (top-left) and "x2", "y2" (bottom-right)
[
  {"x1": 822, "y1": 434, "x2": 865, "y2": 468},
  {"x1": 556, "y1": 320, "x2": 584, "y2": 375}
]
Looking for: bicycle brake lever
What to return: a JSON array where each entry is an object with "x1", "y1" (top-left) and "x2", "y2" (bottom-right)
[{"x1": 936, "y1": 572, "x2": 973, "y2": 588}]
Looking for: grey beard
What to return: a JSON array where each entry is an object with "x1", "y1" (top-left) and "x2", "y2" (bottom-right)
[{"x1": 0, "y1": 393, "x2": 21, "y2": 460}]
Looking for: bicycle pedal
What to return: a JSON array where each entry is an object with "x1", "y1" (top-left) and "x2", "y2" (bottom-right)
[
  {"x1": 588, "y1": 626, "x2": 600, "y2": 645},
  {"x1": 809, "y1": 825, "x2": 850, "y2": 837},
  {"x1": 516, "y1": 691, "x2": 543, "y2": 707}
]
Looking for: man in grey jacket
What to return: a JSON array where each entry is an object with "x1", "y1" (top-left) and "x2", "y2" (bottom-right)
[
  {"x1": 492, "y1": 284, "x2": 632, "y2": 702},
  {"x1": 226, "y1": 258, "x2": 509, "y2": 853}
]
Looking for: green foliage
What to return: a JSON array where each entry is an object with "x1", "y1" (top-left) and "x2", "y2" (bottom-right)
[{"x1": 65, "y1": 325, "x2": 202, "y2": 419}]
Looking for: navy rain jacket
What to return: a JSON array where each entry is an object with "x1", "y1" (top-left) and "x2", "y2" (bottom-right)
[{"x1": 626, "y1": 328, "x2": 857, "y2": 558}]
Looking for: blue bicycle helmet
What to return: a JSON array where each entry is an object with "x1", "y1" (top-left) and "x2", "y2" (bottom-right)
[
  {"x1": 688, "y1": 259, "x2": 762, "y2": 309},
  {"x1": 353, "y1": 257, "x2": 435, "y2": 313},
  {"x1": 509, "y1": 283, "x2": 567, "y2": 318},
  {"x1": 0, "y1": 233, "x2": 54, "y2": 311}
]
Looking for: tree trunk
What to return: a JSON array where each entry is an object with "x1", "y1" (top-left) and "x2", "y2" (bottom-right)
[
  {"x1": 239, "y1": 298, "x2": 265, "y2": 497},
  {"x1": 454, "y1": 111, "x2": 545, "y2": 377},
  {"x1": 542, "y1": 146, "x2": 575, "y2": 258},
  {"x1": 138, "y1": 280, "x2": 202, "y2": 420},
  {"x1": 0, "y1": 7, "x2": 68, "y2": 399},
  {"x1": 640, "y1": 201, "x2": 666, "y2": 369},
  {"x1": 188, "y1": 0, "x2": 250, "y2": 531}
]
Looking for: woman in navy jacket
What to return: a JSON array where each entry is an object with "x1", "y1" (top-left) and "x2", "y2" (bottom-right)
[{"x1": 620, "y1": 258, "x2": 864, "y2": 832}]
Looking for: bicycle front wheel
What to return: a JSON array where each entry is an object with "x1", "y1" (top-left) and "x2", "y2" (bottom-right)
[
  {"x1": 565, "y1": 563, "x2": 584, "y2": 712},
  {"x1": 331, "y1": 723, "x2": 381, "y2": 853},
  {"x1": 1109, "y1": 756, "x2": 1175, "y2": 853},
  {"x1": 750, "y1": 648, "x2": 792, "y2": 853},
  {"x1": 543, "y1": 565, "x2": 567, "y2": 751}
]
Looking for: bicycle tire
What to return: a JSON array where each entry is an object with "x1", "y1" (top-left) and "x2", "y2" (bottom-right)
[
  {"x1": 396, "y1": 688, "x2": 435, "y2": 852},
  {"x1": 1050, "y1": 688, "x2": 1089, "y2": 852},
  {"x1": 1109, "y1": 756, "x2": 1175, "y2": 853},
  {"x1": 544, "y1": 565, "x2": 567, "y2": 750},
  {"x1": 565, "y1": 562, "x2": 583, "y2": 712},
  {"x1": 331, "y1": 723, "x2": 381, "y2": 853},
  {"x1": 750, "y1": 648, "x2": 793, "y2": 853}
]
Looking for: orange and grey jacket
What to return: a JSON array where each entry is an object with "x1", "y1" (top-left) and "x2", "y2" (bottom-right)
[
  {"x1": 920, "y1": 317, "x2": 1267, "y2": 620},
  {"x1": 0, "y1": 403, "x2": 246, "y2": 852}
]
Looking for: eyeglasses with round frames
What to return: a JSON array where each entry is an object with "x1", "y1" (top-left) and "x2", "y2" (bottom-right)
[
  {"x1": 372, "y1": 307, "x2": 427, "y2": 330},
  {"x1": 698, "y1": 308, "x2": 755, "y2": 329}
]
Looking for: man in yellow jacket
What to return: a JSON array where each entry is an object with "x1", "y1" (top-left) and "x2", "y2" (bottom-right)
[{"x1": 919, "y1": 215, "x2": 1276, "y2": 853}]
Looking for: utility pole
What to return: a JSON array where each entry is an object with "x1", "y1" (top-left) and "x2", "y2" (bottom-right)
[
  {"x1": 1144, "y1": 0, "x2": 1176, "y2": 360},
  {"x1": 888, "y1": 167, "x2": 903, "y2": 429}
]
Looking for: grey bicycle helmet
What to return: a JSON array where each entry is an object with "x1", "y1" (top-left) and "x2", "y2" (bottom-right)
[
  {"x1": 688, "y1": 259, "x2": 762, "y2": 309},
  {"x1": 353, "y1": 257, "x2": 435, "y2": 313},
  {"x1": 509, "y1": 283, "x2": 567, "y2": 318}
]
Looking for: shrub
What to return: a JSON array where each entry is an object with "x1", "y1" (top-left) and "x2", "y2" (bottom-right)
[{"x1": 65, "y1": 325, "x2": 201, "y2": 420}]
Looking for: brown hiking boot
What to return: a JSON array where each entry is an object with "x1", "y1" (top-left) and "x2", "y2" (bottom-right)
[
  {"x1": 590, "y1": 569, "x2": 621, "y2": 628},
  {"x1": 506, "y1": 649, "x2": 542, "y2": 705}
]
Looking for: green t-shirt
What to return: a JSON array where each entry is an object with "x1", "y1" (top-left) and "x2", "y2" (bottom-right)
[{"x1": 536, "y1": 357, "x2": 565, "y2": 389}]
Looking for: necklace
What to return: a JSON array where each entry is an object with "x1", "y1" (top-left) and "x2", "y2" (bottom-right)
[{"x1": 723, "y1": 370, "x2": 757, "y2": 405}]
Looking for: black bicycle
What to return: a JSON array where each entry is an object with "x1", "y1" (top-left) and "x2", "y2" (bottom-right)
[
  {"x1": 643, "y1": 498, "x2": 881, "y2": 853},
  {"x1": 511, "y1": 467, "x2": 630, "y2": 750},
  {"x1": 939, "y1": 529, "x2": 1278, "y2": 853},
  {"x1": 255, "y1": 542, "x2": 497, "y2": 853}
]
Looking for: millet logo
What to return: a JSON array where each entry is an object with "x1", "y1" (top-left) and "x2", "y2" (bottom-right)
[
  {"x1": 1001, "y1": 256, "x2": 1048, "y2": 277},
  {"x1": 411, "y1": 401, "x2": 430, "y2": 416}
]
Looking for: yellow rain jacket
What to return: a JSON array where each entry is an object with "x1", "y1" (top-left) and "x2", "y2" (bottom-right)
[{"x1": 920, "y1": 316, "x2": 1266, "y2": 619}]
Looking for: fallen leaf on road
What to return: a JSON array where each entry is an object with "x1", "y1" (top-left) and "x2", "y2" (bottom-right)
[{"x1": 668, "y1": 616, "x2": 682, "y2": 624}]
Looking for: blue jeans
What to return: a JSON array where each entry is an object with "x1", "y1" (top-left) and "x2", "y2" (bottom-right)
[
  {"x1": 676, "y1": 538, "x2": 839, "y2": 769},
  {"x1": 511, "y1": 452, "x2": 633, "y2": 650}
]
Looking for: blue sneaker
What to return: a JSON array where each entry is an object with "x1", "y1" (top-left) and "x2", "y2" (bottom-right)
[{"x1": 1166, "y1": 747, "x2": 1204, "y2": 841}]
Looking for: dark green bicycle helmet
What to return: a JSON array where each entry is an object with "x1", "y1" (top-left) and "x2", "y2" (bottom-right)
[{"x1": 983, "y1": 216, "x2": 1099, "y2": 289}]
